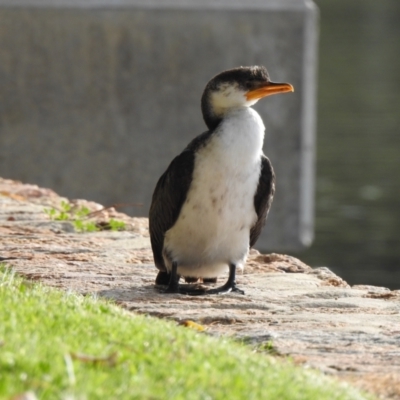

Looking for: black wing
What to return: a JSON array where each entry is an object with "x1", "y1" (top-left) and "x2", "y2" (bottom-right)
[
  {"x1": 149, "y1": 131, "x2": 213, "y2": 272},
  {"x1": 250, "y1": 155, "x2": 275, "y2": 248}
]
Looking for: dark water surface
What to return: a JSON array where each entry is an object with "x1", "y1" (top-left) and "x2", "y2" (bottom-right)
[{"x1": 297, "y1": 0, "x2": 400, "y2": 289}]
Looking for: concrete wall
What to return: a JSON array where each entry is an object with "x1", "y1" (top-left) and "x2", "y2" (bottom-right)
[{"x1": 0, "y1": 0, "x2": 318, "y2": 251}]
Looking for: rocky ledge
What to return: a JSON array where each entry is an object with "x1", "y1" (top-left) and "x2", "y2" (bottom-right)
[{"x1": 1, "y1": 177, "x2": 399, "y2": 399}]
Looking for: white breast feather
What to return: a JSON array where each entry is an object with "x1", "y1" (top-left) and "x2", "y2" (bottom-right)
[{"x1": 164, "y1": 107, "x2": 265, "y2": 278}]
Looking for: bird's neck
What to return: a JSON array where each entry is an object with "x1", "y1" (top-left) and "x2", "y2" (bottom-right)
[
  {"x1": 213, "y1": 107, "x2": 265, "y2": 163},
  {"x1": 201, "y1": 93, "x2": 222, "y2": 130}
]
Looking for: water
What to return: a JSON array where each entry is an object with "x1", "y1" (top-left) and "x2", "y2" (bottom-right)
[{"x1": 298, "y1": 0, "x2": 400, "y2": 289}]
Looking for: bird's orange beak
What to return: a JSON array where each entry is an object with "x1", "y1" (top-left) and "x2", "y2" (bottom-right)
[{"x1": 246, "y1": 82, "x2": 294, "y2": 101}]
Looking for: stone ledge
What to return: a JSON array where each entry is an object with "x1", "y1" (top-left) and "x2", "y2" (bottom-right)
[{"x1": 1, "y1": 177, "x2": 399, "y2": 399}]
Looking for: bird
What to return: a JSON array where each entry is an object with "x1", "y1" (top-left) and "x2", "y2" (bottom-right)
[{"x1": 149, "y1": 66, "x2": 294, "y2": 295}]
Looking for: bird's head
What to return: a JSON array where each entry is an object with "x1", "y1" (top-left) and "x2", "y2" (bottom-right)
[{"x1": 201, "y1": 66, "x2": 294, "y2": 130}]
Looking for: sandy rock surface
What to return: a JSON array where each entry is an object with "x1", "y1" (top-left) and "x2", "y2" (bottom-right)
[{"x1": 1, "y1": 178, "x2": 400, "y2": 399}]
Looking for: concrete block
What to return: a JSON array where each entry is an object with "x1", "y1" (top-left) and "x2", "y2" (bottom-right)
[{"x1": 0, "y1": 0, "x2": 318, "y2": 250}]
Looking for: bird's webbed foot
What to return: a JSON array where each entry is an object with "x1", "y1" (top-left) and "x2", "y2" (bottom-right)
[
  {"x1": 161, "y1": 281, "x2": 180, "y2": 294},
  {"x1": 204, "y1": 284, "x2": 244, "y2": 295}
]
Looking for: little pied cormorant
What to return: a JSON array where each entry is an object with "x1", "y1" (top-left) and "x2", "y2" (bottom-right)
[{"x1": 149, "y1": 66, "x2": 294, "y2": 295}]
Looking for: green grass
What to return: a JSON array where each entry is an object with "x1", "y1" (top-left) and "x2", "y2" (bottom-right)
[
  {"x1": 44, "y1": 201, "x2": 126, "y2": 232},
  {"x1": 0, "y1": 267, "x2": 371, "y2": 400}
]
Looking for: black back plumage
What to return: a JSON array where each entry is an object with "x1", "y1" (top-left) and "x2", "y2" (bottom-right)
[
  {"x1": 250, "y1": 156, "x2": 275, "y2": 247},
  {"x1": 149, "y1": 131, "x2": 213, "y2": 272}
]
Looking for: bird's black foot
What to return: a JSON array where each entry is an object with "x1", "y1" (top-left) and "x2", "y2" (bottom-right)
[
  {"x1": 162, "y1": 281, "x2": 243, "y2": 296},
  {"x1": 162, "y1": 281, "x2": 180, "y2": 294},
  {"x1": 203, "y1": 263, "x2": 244, "y2": 295},
  {"x1": 158, "y1": 262, "x2": 244, "y2": 296},
  {"x1": 204, "y1": 283, "x2": 245, "y2": 295}
]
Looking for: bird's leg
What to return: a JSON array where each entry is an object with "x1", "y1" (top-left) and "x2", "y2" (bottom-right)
[
  {"x1": 204, "y1": 263, "x2": 245, "y2": 295},
  {"x1": 162, "y1": 261, "x2": 180, "y2": 293},
  {"x1": 161, "y1": 262, "x2": 207, "y2": 295}
]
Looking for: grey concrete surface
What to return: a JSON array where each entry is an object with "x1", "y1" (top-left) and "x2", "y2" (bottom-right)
[{"x1": 0, "y1": 0, "x2": 318, "y2": 251}]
